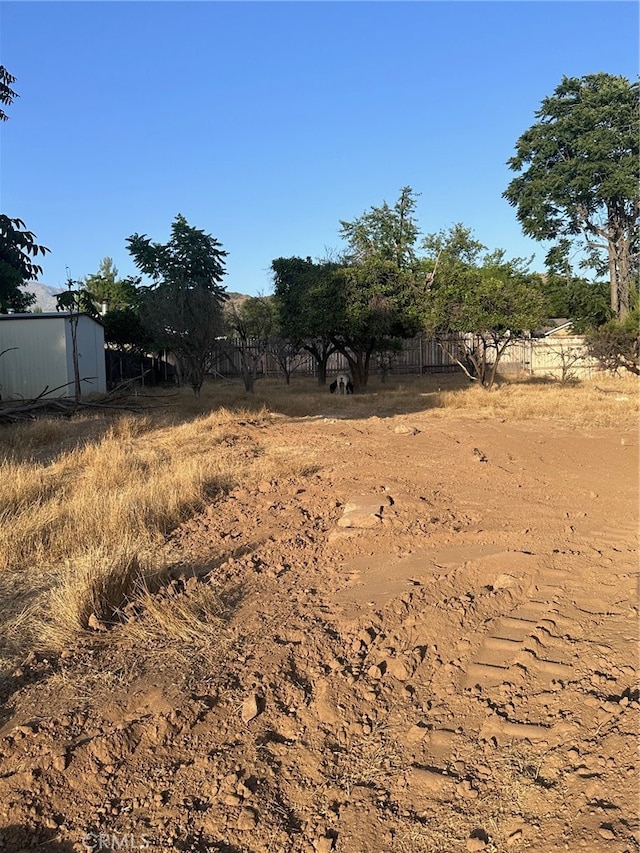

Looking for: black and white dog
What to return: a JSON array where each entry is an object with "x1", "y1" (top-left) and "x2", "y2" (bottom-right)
[{"x1": 330, "y1": 373, "x2": 354, "y2": 395}]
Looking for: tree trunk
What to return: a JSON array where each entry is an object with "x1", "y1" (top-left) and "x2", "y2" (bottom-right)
[{"x1": 316, "y1": 357, "x2": 328, "y2": 386}]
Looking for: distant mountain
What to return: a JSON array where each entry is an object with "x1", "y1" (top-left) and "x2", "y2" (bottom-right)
[
  {"x1": 21, "y1": 284, "x2": 254, "y2": 314},
  {"x1": 23, "y1": 282, "x2": 64, "y2": 312}
]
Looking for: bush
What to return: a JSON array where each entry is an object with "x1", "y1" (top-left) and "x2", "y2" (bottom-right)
[{"x1": 585, "y1": 313, "x2": 639, "y2": 375}]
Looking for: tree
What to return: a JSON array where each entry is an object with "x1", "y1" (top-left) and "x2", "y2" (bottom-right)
[
  {"x1": 126, "y1": 214, "x2": 227, "y2": 298},
  {"x1": 0, "y1": 66, "x2": 18, "y2": 122},
  {"x1": 504, "y1": 73, "x2": 639, "y2": 320},
  {"x1": 0, "y1": 216, "x2": 50, "y2": 313},
  {"x1": 224, "y1": 296, "x2": 275, "y2": 392},
  {"x1": 84, "y1": 257, "x2": 141, "y2": 312},
  {"x1": 271, "y1": 256, "x2": 339, "y2": 385},
  {"x1": 330, "y1": 187, "x2": 424, "y2": 391},
  {"x1": 339, "y1": 185, "x2": 421, "y2": 270},
  {"x1": 127, "y1": 215, "x2": 228, "y2": 396},
  {"x1": 328, "y1": 260, "x2": 421, "y2": 392},
  {"x1": 138, "y1": 284, "x2": 225, "y2": 396},
  {"x1": 55, "y1": 279, "x2": 99, "y2": 401},
  {"x1": 422, "y1": 225, "x2": 546, "y2": 390}
]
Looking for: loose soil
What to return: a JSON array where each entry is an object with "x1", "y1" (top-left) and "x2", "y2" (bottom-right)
[{"x1": 0, "y1": 405, "x2": 638, "y2": 852}]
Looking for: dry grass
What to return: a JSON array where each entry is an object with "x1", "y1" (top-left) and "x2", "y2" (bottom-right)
[
  {"x1": 436, "y1": 373, "x2": 639, "y2": 427},
  {"x1": 392, "y1": 742, "x2": 565, "y2": 853},
  {"x1": 0, "y1": 404, "x2": 308, "y2": 671},
  {"x1": 0, "y1": 370, "x2": 636, "y2": 677},
  {"x1": 184, "y1": 371, "x2": 638, "y2": 427}
]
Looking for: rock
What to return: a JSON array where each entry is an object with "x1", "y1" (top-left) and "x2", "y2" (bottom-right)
[
  {"x1": 385, "y1": 657, "x2": 413, "y2": 681},
  {"x1": 597, "y1": 826, "x2": 615, "y2": 840},
  {"x1": 51, "y1": 750, "x2": 67, "y2": 772},
  {"x1": 406, "y1": 724, "x2": 427, "y2": 745},
  {"x1": 337, "y1": 511, "x2": 382, "y2": 529},
  {"x1": 393, "y1": 424, "x2": 420, "y2": 435},
  {"x1": 241, "y1": 694, "x2": 262, "y2": 723},
  {"x1": 466, "y1": 837, "x2": 486, "y2": 851},
  {"x1": 314, "y1": 837, "x2": 335, "y2": 852},
  {"x1": 237, "y1": 806, "x2": 258, "y2": 830},
  {"x1": 224, "y1": 794, "x2": 242, "y2": 807},
  {"x1": 506, "y1": 829, "x2": 523, "y2": 847}
]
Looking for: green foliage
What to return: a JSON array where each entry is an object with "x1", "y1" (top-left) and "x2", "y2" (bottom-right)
[
  {"x1": 504, "y1": 73, "x2": 639, "y2": 319},
  {"x1": 540, "y1": 273, "x2": 611, "y2": 331},
  {"x1": 585, "y1": 312, "x2": 640, "y2": 376},
  {"x1": 126, "y1": 215, "x2": 228, "y2": 396},
  {"x1": 102, "y1": 308, "x2": 154, "y2": 354},
  {"x1": 339, "y1": 186, "x2": 420, "y2": 270},
  {"x1": 84, "y1": 257, "x2": 141, "y2": 311},
  {"x1": 331, "y1": 187, "x2": 425, "y2": 389},
  {"x1": 0, "y1": 66, "x2": 18, "y2": 122},
  {"x1": 55, "y1": 280, "x2": 98, "y2": 317},
  {"x1": 0, "y1": 216, "x2": 50, "y2": 313},
  {"x1": 127, "y1": 214, "x2": 227, "y2": 298},
  {"x1": 423, "y1": 225, "x2": 546, "y2": 389},
  {"x1": 271, "y1": 256, "x2": 339, "y2": 384}
]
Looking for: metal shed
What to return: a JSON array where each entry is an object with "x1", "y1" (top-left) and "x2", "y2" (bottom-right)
[{"x1": 0, "y1": 312, "x2": 106, "y2": 400}]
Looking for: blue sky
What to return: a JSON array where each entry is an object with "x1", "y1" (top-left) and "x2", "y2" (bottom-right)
[{"x1": 1, "y1": 1, "x2": 638, "y2": 295}]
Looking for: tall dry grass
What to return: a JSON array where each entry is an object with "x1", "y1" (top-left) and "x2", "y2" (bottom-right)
[
  {"x1": 0, "y1": 370, "x2": 636, "y2": 679},
  {"x1": 0, "y1": 404, "x2": 310, "y2": 673}
]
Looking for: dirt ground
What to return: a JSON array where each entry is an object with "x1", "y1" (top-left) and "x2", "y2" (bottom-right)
[{"x1": 0, "y1": 403, "x2": 638, "y2": 852}]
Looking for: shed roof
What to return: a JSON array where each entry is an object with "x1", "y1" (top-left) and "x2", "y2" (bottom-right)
[{"x1": 0, "y1": 312, "x2": 104, "y2": 326}]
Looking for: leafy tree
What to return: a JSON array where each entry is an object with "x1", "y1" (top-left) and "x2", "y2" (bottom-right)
[
  {"x1": 0, "y1": 66, "x2": 18, "y2": 122},
  {"x1": 126, "y1": 214, "x2": 227, "y2": 298},
  {"x1": 339, "y1": 185, "x2": 420, "y2": 269},
  {"x1": 224, "y1": 296, "x2": 275, "y2": 392},
  {"x1": 328, "y1": 260, "x2": 421, "y2": 392},
  {"x1": 0, "y1": 215, "x2": 50, "y2": 313},
  {"x1": 330, "y1": 187, "x2": 424, "y2": 391},
  {"x1": 84, "y1": 257, "x2": 141, "y2": 312},
  {"x1": 271, "y1": 256, "x2": 339, "y2": 385},
  {"x1": 504, "y1": 73, "x2": 639, "y2": 320},
  {"x1": 139, "y1": 285, "x2": 225, "y2": 397},
  {"x1": 422, "y1": 225, "x2": 546, "y2": 389},
  {"x1": 127, "y1": 215, "x2": 228, "y2": 396},
  {"x1": 102, "y1": 308, "x2": 154, "y2": 354}
]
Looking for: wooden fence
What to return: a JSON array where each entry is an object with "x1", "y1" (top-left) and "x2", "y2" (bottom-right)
[
  {"x1": 211, "y1": 336, "x2": 461, "y2": 379},
  {"x1": 200, "y1": 333, "x2": 600, "y2": 382}
]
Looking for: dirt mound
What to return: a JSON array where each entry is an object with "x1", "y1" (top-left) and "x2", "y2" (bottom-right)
[{"x1": 0, "y1": 412, "x2": 637, "y2": 852}]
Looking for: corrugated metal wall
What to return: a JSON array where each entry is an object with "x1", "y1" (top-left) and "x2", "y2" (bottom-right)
[{"x1": 0, "y1": 314, "x2": 106, "y2": 400}]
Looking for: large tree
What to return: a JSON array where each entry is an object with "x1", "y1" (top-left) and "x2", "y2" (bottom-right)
[
  {"x1": 504, "y1": 73, "x2": 639, "y2": 320},
  {"x1": 422, "y1": 224, "x2": 546, "y2": 389},
  {"x1": 127, "y1": 215, "x2": 228, "y2": 396},
  {"x1": 271, "y1": 256, "x2": 339, "y2": 385},
  {"x1": 331, "y1": 187, "x2": 424, "y2": 391}
]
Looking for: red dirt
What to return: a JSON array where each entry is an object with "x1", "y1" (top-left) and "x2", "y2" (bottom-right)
[{"x1": 0, "y1": 410, "x2": 638, "y2": 852}]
